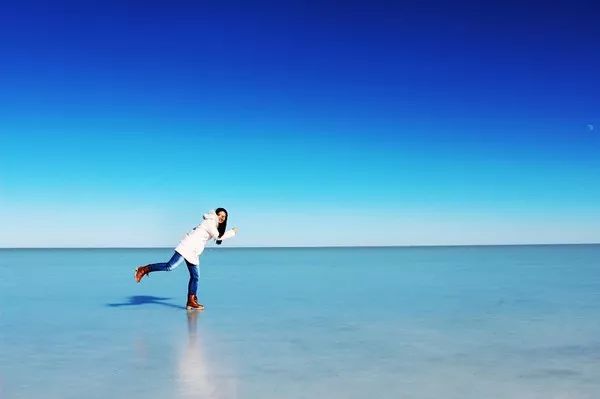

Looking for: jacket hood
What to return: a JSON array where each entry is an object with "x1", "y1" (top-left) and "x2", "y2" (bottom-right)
[{"x1": 203, "y1": 210, "x2": 218, "y2": 221}]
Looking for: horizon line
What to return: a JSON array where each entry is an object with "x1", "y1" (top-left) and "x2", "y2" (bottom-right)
[{"x1": 1, "y1": 242, "x2": 599, "y2": 250}]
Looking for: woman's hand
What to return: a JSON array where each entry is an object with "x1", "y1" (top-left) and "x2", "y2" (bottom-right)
[{"x1": 232, "y1": 227, "x2": 239, "y2": 234}]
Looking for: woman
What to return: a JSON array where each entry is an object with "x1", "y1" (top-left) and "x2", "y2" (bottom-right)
[{"x1": 134, "y1": 208, "x2": 239, "y2": 310}]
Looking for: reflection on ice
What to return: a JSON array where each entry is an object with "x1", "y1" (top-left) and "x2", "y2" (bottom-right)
[
  {"x1": 177, "y1": 311, "x2": 237, "y2": 399},
  {"x1": 177, "y1": 311, "x2": 214, "y2": 398}
]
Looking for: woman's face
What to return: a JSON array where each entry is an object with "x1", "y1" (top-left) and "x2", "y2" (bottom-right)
[{"x1": 217, "y1": 211, "x2": 227, "y2": 224}]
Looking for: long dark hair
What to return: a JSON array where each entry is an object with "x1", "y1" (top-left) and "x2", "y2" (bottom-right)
[{"x1": 214, "y1": 207, "x2": 228, "y2": 245}]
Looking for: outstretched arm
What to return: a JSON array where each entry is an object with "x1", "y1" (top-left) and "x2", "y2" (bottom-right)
[
  {"x1": 218, "y1": 227, "x2": 239, "y2": 241},
  {"x1": 206, "y1": 223, "x2": 239, "y2": 241}
]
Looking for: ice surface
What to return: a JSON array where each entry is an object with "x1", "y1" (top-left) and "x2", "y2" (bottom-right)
[{"x1": 1, "y1": 246, "x2": 600, "y2": 399}]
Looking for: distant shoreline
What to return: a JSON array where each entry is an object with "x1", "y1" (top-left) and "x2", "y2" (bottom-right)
[{"x1": 1, "y1": 243, "x2": 599, "y2": 250}]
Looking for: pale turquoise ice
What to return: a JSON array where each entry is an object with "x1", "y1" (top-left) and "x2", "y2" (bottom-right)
[{"x1": 1, "y1": 246, "x2": 600, "y2": 399}]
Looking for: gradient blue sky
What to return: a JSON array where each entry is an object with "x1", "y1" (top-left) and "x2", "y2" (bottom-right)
[{"x1": 1, "y1": 0, "x2": 599, "y2": 247}]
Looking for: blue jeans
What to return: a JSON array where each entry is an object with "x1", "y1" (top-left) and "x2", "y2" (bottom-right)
[{"x1": 147, "y1": 251, "x2": 199, "y2": 296}]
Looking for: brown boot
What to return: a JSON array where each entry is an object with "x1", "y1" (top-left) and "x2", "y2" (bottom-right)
[
  {"x1": 193, "y1": 295, "x2": 204, "y2": 310},
  {"x1": 134, "y1": 265, "x2": 151, "y2": 283},
  {"x1": 186, "y1": 294, "x2": 205, "y2": 311}
]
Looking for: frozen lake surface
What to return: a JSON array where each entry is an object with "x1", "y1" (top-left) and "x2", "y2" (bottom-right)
[{"x1": 1, "y1": 246, "x2": 600, "y2": 398}]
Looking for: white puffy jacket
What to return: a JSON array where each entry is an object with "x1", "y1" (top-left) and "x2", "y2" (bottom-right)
[{"x1": 175, "y1": 210, "x2": 237, "y2": 265}]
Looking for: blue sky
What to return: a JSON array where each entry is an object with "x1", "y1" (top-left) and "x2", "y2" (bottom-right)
[{"x1": 1, "y1": 0, "x2": 599, "y2": 247}]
